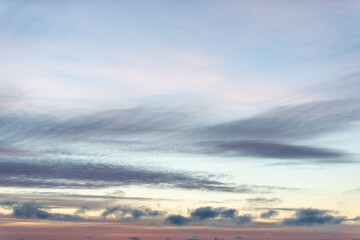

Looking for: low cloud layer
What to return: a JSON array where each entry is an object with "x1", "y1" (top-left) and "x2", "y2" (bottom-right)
[
  {"x1": 102, "y1": 206, "x2": 164, "y2": 219},
  {"x1": 10, "y1": 202, "x2": 83, "y2": 221},
  {"x1": 282, "y1": 208, "x2": 346, "y2": 226},
  {"x1": 165, "y1": 206, "x2": 252, "y2": 226}
]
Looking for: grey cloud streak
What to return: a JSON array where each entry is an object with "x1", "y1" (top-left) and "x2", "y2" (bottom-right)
[
  {"x1": 1, "y1": 98, "x2": 358, "y2": 164},
  {"x1": 197, "y1": 140, "x2": 347, "y2": 160},
  {"x1": 0, "y1": 159, "x2": 282, "y2": 193},
  {"x1": 204, "y1": 99, "x2": 360, "y2": 140}
]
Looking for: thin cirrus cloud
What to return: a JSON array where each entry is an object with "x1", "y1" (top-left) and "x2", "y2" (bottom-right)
[
  {"x1": 0, "y1": 97, "x2": 357, "y2": 164},
  {"x1": 204, "y1": 99, "x2": 360, "y2": 141}
]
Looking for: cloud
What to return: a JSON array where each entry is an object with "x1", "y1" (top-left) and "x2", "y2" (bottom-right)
[
  {"x1": 220, "y1": 209, "x2": 237, "y2": 218},
  {"x1": 190, "y1": 207, "x2": 238, "y2": 220},
  {"x1": 235, "y1": 215, "x2": 253, "y2": 225},
  {"x1": 75, "y1": 206, "x2": 94, "y2": 215},
  {"x1": 11, "y1": 202, "x2": 83, "y2": 221},
  {"x1": 0, "y1": 142, "x2": 34, "y2": 157},
  {"x1": 191, "y1": 207, "x2": 220, "y2": 220},
  {"x1": 246, "y1": 197, "x2": 282, "y2": 205},
  {"x1": 102, "y1": 206, "x2": 164, "y2": 219},
  {"x1": 166, "y1": 207, "x2": 249, "y2": 226},
  {"x1": 204, "y1": 99, "x2": 360, "y2": 140},
  {"x1": 128, "y1": 237, "x2": 141, "y2": 240},
  {"x1": 1, "y1": 107, "x2": 192, "y2": 143},
  {"x1": 1, "y1": 99, "x2": 356, "y2": 164},
  {"x1": 198, "y1": 140, "x2": 346, "y2": 160},
  {"x1": 0, "y1": 159, "x2": 259, "y2": 193},
  {"x1": 0, "y1": 201, "x2": 17, "y2": 207},
  {"x1": 260, "y1": 210, "x2": 278, "y2": 219},
  {"x1": 282, "y1": 208, "x2": 346, "y2": 227},
  {"x1": 308, "y1": 71, "x2": 360, "y2": 100},
  {"x1": 165, "y1": 215, "x2": 190, "y2": 226}
]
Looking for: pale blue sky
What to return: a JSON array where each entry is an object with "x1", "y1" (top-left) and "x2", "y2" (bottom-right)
[{"x1": 1, "y1": 1, "x2": 360, "y2": 239}]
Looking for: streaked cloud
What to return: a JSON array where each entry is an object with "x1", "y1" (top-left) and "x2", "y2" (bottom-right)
[
  {"x1": 246, "y1": 197, "x2": 282, "y2": 205},
  {"x1": 0, "y1": 159, "x2": 264, "y2": 192}
]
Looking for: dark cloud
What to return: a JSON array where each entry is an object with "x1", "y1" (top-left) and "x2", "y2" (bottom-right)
[
  {"x1": 199, "y1": 140, "x2": 346, "y2": 160},
  {"x1": 190, "y1": 207, "x2": 238, "y2": 220},
  {"x1": 204, "y1": 99, "x2": 360, "y2": 140},
  {"x1": 102, "y1": 206, "x2": 164, "y2": 219},
  {"x1": 352, "y1": 216, "x2": 360, "y2": 221},
  {"x1": 235, "y1": 215, "x2": 253, "y2": 225},
  {"x1": 11, "y1": 202, "x2": 83, "y2": 221},
  {"x1": 128, "y1": 237, "x2": 141, "y2": 240},
  {"x1": 165, "y1": 207, "x2": 252, "y2": 226},
  {"x1": 84, "y1": 237, "x2": 93, "y2": 240},
  {"x1": 0, "y1": 159, "x2": 262, "y2": 193},
  {"x1": 165, "y1": 215, "x2": 190, "y2": 226},
  {"x1": 246, "y1": 197, "x2": 282, "y2": 205},
  {"x1": 220, "y1": 209, "x2": 237, "y2": 218},
  {"x1": 191, "y1": 207, "x2": 220, "y2": 220},
  {"x1": 282, "y1": 208, "x2": 346, "y2": 226},
  {"x1": 213, "y1": 238, "x2": 225, "y2": 240},
  {"x1": 260, "y1": 210, "x2": 278, "y2": 219},
  {"x1": 0, "y1": 201, "x2": 17, "y2": 207}
]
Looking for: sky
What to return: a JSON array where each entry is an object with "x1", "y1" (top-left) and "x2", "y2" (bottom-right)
[{"x1": 0, "y1": 1, "x2": 360, "y2": 240}]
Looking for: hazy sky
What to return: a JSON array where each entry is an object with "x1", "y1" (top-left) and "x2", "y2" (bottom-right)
[{"x1": 1, "y1": 1, "x2": 360, "y2": 240}]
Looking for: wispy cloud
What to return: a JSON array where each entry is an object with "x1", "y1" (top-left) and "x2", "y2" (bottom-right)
[
  {"x1": 0, "y1": 159, "x2": 282, "y2": 193},
  {"x1": 204, "y1": 99, "x2": 360, "y2": 141},
  {"x1": 246, "y1": 197, "x2": 282, "y2": 205}
]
